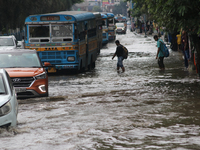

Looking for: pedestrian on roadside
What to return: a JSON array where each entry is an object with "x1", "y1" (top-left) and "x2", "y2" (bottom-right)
[
  {"x1": 181, "y1": 30, "x2": 190, "y2": 69},
  {"x1": 176, "y1": 31, "x2": 181, "y2": 51},
  {"x1": 154, "y1": 35, "x2": 165, "y2": 70},
  {"x1": 112, "y1": 40, "x2": 125, "y2": 73}
]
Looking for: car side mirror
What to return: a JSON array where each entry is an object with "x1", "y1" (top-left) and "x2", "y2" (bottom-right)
[{"x1": 43, "y1": 62, "x2": 51, "y2": 67}]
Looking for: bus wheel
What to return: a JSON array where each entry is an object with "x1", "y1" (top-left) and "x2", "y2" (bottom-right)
[
  {"x1": 88, "y1": 59, "x2": 93, "y2": 71},
  {"x1": 92, "y1": 61, "x2": 95, "y2": 69},
  {"x1": 82, "y1": 61, "x2": 86, "y2": 73}
]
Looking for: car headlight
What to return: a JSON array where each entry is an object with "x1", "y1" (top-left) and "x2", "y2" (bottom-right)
[
  {"x1": 0, "y1": 101, "x2": 11, "y2": 116},
  {"x1": 67, "y1": 56, "x2": 75, "y2": 61},
  {"x1": 38, "y1": 85, "x2": 46, "y2": 92},
  {"x1": 35, "y1": 73, "x2": 46, "y2": 80}
]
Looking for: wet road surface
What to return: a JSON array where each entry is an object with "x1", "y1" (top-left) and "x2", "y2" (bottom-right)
[{"x1": 1, "y1": 31, "x2": 200, "y2": 150}]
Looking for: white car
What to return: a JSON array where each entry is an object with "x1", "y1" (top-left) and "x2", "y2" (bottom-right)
[
  {"x1": 0, "y1": 69, "x2": 18, "y2": 127},
  {"x1": 0, "y1": 35, "x2": 18, "y2": 50}
]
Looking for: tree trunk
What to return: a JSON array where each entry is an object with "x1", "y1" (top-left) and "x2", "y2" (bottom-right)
[{"x1": 191, "y1": 34, "x2": 200, "y2": 76}]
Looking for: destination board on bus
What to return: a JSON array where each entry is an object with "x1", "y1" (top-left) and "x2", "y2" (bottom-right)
[{"x1": 41, "y1": 16, "x2": 60, "y2": 21}]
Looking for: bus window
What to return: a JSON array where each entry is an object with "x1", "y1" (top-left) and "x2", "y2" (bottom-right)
[
  {"x1": 29, "y1": 26, "x2": 49, "y2": 37},
  {"x1": 102, "y1": 20, "x2": 105, "y2": 26},
  {"x1": 79, "y1": 31, "x2": 86, "y2": 41},
  {"x1": 52, "y1": 24, "x2": 73, "y2": 37},
  {"x1": 88, "y1": 28, "x2": 96, "y2": 38}
]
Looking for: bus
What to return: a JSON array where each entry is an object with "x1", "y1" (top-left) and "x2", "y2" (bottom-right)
[
  {"x1": 101, "y1": 13, "x2": 109, "y2": 45},
  {"x1": 24, "y1": 11, "x2": 102, "y2": 73},
  {"x1": 93, "y1": 12, "x2": 103, "y2": 54},
  {"x1": 104, "y1": 12, "x2": 116, "y2": 41}
]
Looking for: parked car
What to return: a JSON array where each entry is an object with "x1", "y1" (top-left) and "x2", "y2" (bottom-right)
[
  {"x1": 0, "y1": 35, "x2": 18, "y2": 50},
  {"x1": 115, "y1": 22, "x2": 127, "y2": 34},
  {"x1": 0, "y1": 49, "x2": 49, "y2": 98},
  {"x1": 0, "y1": 69, "x2": 18, "y2": 127}
]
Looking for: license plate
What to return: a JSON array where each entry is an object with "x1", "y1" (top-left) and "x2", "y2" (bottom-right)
[
  {"x1": 15, "y1": 87, "x2": 26, "y2": 93},
  {"x1": 48, "y1": 67, "x2": 57, "y2": 73}
]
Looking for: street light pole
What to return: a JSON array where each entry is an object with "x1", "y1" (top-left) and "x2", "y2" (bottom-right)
[{"x1": 144, "y1": 14, "x2": 147, "y2": 37}]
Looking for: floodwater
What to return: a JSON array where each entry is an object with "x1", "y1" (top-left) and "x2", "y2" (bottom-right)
[{"x1": 1, "y1": 31, "x2": 200, "y2": 150}]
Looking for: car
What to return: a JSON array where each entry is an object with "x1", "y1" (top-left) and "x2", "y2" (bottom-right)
[
  {"x1": 0, "y1": 49, "x2": 49, "y2": 98},
  {"x1": 0, "y1": 35, "x2": 18, "y2": 50},
  {"x1": 0, "y1": 69, "x2": 18, "y2": 127},
  {"x1": 115, "y1": 22, "x2": 127, "y2": 34}
]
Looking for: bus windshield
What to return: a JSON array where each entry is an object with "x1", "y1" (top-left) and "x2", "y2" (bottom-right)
[
  {"x1": 52, "y1": 24, "x2": 73, "y2": 37},
  {"x1": 29, "y1": 24, "x2": 73, "y2": 42},
  {"x1": 30, "y1": 26, "x2": 49, "y2": 37},
  {"x1": 108, "y1": 18, "x2": 114, "y2": 25}
]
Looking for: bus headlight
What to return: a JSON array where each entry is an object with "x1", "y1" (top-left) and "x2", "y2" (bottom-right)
[
  {"x1": 35, "y1": 72, "x2": 46, "y2": 80},
  {"x1": 67, "y1": 56, "x2": 75, "y2": 61},
  {"x1": 0, "y1": 101, "x2": 11, "y2": 116}
]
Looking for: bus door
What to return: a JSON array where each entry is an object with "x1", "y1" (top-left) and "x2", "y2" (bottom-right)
[
  {"x1": 102, "y1": 18, "x2": 108, "y2": 45},
  {"x1": 77, "y1": 21, "x2": 87, "y2": 71},
  {"x1": 108, "y1": 17, "x2": 116, "y2": 41},
  {"x1": 87, "y1": 19, "x2": 98, "y2": 70}
]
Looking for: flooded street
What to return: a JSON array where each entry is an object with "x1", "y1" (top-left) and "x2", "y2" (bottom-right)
[{"x1": 1, "y1": 31, "x2": 200, "y2": 150}]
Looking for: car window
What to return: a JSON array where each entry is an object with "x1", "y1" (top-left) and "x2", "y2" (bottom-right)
[
  {"x1": 0, "y1": 38, "x2": 14, "y2": 46},
  {"x1": 0, "y1": 74, "x2": 6, "y2": 94},
  {"x1": 5, "y1": 71, "x2": 13, "y2": 95},
  {"x1": 0, "y1": 52, "x2": 42, "y2": 68}
]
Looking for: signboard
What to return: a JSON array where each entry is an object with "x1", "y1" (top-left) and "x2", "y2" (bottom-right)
[{"x1": 41, "y1": 16, "x2": 60, "y2": 21}]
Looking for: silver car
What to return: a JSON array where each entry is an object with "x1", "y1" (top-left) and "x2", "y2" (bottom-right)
[
  {"x1": 0, "y1": 35, "x2": 17, "y2": 50},
  {"x1": 0, "y1": 69, "x2": 18, "y2": 127}
]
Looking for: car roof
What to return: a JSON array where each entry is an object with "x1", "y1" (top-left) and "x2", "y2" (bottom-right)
[
  {"x1": 0, "y1": 35, "x2": 16, "y2": 39},
  {"x1": 0, "y1": 48, "x2": 37, "y2": 53}
]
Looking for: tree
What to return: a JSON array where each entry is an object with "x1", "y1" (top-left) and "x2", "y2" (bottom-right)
[
  {"x1": 113, "y1": 1, "x2": 127, "y2": 16},
  {"x1": 0, "y1": 0, "x2": 83, "y2": 33},
  {"x1": 93, "y1": 6, "x2": 102, "y2": 12},
  {"x1": 128, "y1": 0, "x2": 200, "y2": 75}
]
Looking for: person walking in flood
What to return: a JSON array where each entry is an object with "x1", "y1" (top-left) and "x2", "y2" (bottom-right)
[
  {"x1": 112, "y1": 40, "x2": 125, "y2": 73},
  {"x1": 181, "y1": 30, "x2": 190, "y2": 69},
  {"x1": 154, "y1": 35, "x2": 165, "y2": 70}
]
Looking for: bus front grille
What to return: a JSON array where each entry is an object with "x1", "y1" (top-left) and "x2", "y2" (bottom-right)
[{"x1": 39, "y1": 51, "x2": 75, "y2": 64}]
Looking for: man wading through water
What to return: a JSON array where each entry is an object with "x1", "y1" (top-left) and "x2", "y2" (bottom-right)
[
  {"x1": 154, "y1": 35, "x2": 165, "y2": 70},
  {"x1": 112, "y1": 40, "x2": 125, "y2": 73}
]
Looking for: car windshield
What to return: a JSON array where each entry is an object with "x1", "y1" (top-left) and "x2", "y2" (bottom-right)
[
  {"x1": 116, "y1": 23, "x2": 124, "y2": 27},
  {"x1": 0, "y1": 38, "x2": 14, "y2": 46},
  {"x1": 0, "y1": 52, "x2": 42, "y2": 68},
  {"x1": 0, "y1": 74, "x2": 6, "y2": 94}
]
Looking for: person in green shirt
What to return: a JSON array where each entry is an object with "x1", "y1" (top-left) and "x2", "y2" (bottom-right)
[{"x1": 154, "y1": 35, "x2": 165, "y2": 70}]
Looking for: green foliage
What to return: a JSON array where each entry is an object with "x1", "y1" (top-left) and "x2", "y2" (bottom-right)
[
  {"x1": 130, "y1": 0, "x2": 200, "y2": 34},
  {"x1": 93, "y1": 6, "x2": 102, "y2": 12},
  {"x1": 0, "y1": 0, "x2": 83, "y2": 33},
  {"x1": 112, "y1": 1, "x2": 127, "y2": 16}
]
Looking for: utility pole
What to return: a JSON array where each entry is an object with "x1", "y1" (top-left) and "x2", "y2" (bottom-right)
[{"x1": 130, "y1": 0, "x2": 134, "y2": 32}]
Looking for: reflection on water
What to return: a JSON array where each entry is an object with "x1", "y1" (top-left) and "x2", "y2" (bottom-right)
[{"x1": 1, "y1": 32, "x2": 200, "y2": 150}]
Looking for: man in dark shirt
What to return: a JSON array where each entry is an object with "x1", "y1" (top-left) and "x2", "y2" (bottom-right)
[
  {"x1": 181, "y1": 30, "x2": 190, "y2": 69},
  {"x1": 112, "y1": 40, "x2": 125, "y2": 72}
]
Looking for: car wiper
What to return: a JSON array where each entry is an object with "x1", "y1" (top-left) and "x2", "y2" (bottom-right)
[
  {"x1": 0, "y1": 92, "x2": 5, "y2": 94},
  {"x1": 31, "y1": 66, "x2": 42, "y2": 68}
]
